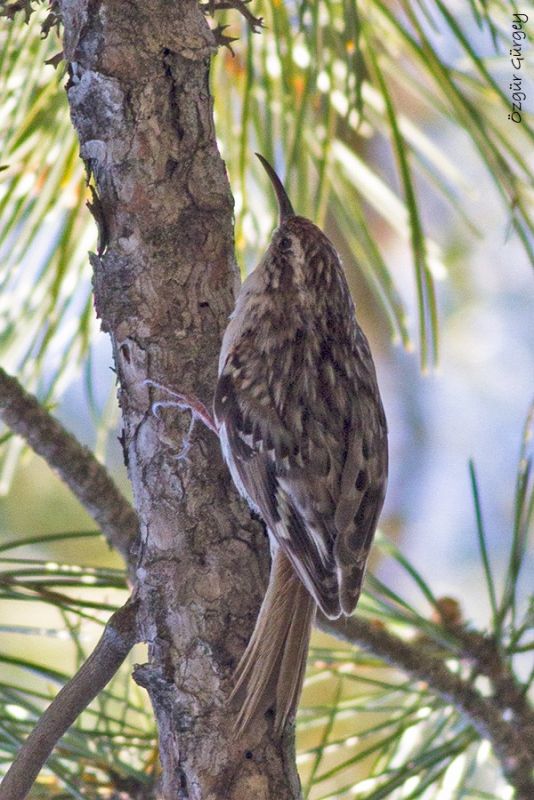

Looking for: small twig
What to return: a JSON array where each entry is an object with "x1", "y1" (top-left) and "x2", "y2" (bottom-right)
[
  {"x1": 211, "y1": 22, "x2": 240, "y2": 54},
  {"x1": 200, "y1": 0, "x2": 264, "y2": 33},
  {"x1": 319, "y1": 613, "x2": 534, "y2": 799},
  {"x1": 0, "y1": 597, "x2": 140, "y2": 800},
  {"x1": 0, "y1": 367, "x2": 137, "y2": 562},
  {"x1": 0, "y1": 1, "x2": 33, "y2": 23}
]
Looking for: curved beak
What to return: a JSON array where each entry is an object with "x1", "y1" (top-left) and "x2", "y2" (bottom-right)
[{"x1": 255, "y1": 153, "x2": 295, "y2": 223}]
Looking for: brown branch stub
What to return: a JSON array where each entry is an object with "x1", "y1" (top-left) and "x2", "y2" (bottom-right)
[
  {"x1": 0, "y1": 0, "x2": 62, "y2": 38},
  {"x1": 0, "y1": 367, "x2": 137, "y2": 562},
  {"x1": 200, "y1": 0, "x2": 264, "y2": 34},
  {"x1": 212, "y1": 22, "x2": 240, "y2": 54},
  {"x1": 320, "y1": 613, "x2": 534, "y2": 799},
  {"x1": 0, "y1": 0, "x2": 33, "y2": 23},
  {"x1": 0, "y1": 597, "x2": 140, "y2": 800}
]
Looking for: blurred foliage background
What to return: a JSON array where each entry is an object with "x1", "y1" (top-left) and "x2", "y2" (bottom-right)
[{"x1": 0, "y1": 0, "x2": 532, "y2": 797}]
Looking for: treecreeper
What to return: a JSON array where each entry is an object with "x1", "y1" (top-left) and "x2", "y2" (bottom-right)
[
  {"x1": 147, "y1": 154, "x2": 388, "y2": 735},
  {"x1": 214, "y1": 154, "x2": 388, "y2": 735}
]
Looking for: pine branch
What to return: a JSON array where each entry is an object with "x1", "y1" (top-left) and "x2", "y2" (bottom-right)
[
  {"x1": 0, "y1": 367, "x2": 137, "y2": 563},
  {"x1": 0, "y1": 597, "x2": 140, "y2": 800},
  {"x1": 319, "y1": 613, "x2": 534, "y2": 799},
  {"x1": 452, "y1": 624, "x2": 534, "y2": 727}
]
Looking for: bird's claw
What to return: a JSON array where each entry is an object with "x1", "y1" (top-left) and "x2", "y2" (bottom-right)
[
  {"x1": 151, "y1": 400, "x2": 189, "y2": 419},
  {"x1": 144, "y1": 379, "x2": 219, "y2": 441},
  {"x1": 175, "y1": 415, "x2": 197, "y2": 463}
]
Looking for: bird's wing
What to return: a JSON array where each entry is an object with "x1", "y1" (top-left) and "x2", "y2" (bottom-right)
[
  {"x1": 214, "y1": 355, "x2": 342, "y2": 618},
  {"x1": 331, "y1": 388, "x2": 388, "y2": 614},
  {"x1": 277, "y1": 378, "x2": 387, "y2": 617},
  {"x1": 214, "y1": 338, "x2": 387, "y2": 619}
]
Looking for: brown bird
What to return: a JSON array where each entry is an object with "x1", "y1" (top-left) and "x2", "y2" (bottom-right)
[{"x1": 214, "y1": 154, "x2": 388, "y2": 736}]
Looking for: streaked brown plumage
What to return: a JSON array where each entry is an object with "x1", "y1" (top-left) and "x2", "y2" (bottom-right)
[{"x1": 214, "y1": 154, "x2": 388, "y2": 735}]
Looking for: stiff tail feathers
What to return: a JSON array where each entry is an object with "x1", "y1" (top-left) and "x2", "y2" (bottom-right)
[{"x1": 231, "y1": 549, "x2": 316, "y2": 736}]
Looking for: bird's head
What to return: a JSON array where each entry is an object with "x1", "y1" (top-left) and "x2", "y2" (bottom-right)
[{"x1": 256, "y1": 153, "x2": 341, "y2": 293}]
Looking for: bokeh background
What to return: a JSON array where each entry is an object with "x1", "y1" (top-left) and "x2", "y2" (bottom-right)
[{"x1": 0, "y1": 1, "x2": 532, "y2": 798}]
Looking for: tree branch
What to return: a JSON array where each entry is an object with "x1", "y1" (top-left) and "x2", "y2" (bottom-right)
[
  {"x1": 319, "y1": 613, "x2": 534, "y2": 799},
  {"x1": 0, "y1": 367, "x2": 137, "y2": 563},
  {"x1": 200, "y1": 0, "x2": 264, "y2": 33},
  {"x1": 446, "y1": 621, "x2": 534, "y2": 736},
  {"x1": 0, "y1": 597, "x2": 140, "y2": 800}
]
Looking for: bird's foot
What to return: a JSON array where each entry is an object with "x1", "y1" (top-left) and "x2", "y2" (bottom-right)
[{"x1": 144, "y1": 380, "x2": 219, "y2": 460}]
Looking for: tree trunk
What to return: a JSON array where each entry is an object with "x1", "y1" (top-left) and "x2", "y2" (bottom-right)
[{"x1": 58, "y1": 1, "x2": 301, "y2": 797}]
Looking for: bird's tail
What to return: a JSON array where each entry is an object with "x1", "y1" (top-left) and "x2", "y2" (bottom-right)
[{"x1": 231, "y1": 548, "x2": 316, "y2": 736}]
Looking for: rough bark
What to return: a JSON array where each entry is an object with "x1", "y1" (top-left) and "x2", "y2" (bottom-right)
[{"x1": 58, "y1": 1, "x2": 301, "y2": 798}]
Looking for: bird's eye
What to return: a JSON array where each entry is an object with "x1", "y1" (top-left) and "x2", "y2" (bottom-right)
[{"x1": 279, "y1": 237, "x2": 292, "y2": 250}]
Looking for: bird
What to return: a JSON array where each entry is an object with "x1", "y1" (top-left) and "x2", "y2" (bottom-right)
[{"x1": 213, "y1": 154, "x2": 388, "y2": 736}]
